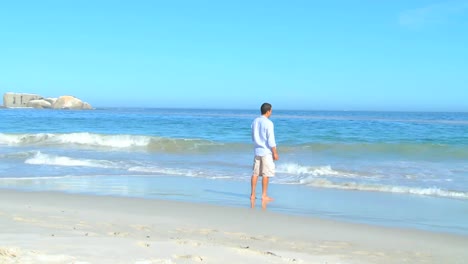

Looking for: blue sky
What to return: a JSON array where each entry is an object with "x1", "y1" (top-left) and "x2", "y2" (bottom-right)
[{"x1": 1, "y1": 0, "x2": 467, "y2": 111}]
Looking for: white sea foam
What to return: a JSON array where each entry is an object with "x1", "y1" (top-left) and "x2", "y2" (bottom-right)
[
  {"x1": 128, "y1": 166, "x2": 203, "y2": 177},
  {"x1": 129, "y1": 166, "x2": 234, "y2": 179},
  {"x1": 25, "y1": 151, "x2": 116, "y2": 168},
  {"x1": 0, "y1": 132, "x2": 223, "y2": 152},
  {"x1": 0, "y1": 133, "x2": 24, "y2": 145},
  {"x1": 21, "y1": 151, "x2": 216, "y2": 177},
  {"x1": 272, "y1": 163, "x2": 467, "y2": 199},
  {"x1": 0, "y1": 132, "x2": 151, "y2": 148},
  {"x1": 276, "y1": 163, "x2": 370, "y2": 178},
  {"x1": 300, "y1": 178, "x2": 468, "y2": 199},
  {"x1": 53, "y1": 133, "x2": 151, "y2": 148}
]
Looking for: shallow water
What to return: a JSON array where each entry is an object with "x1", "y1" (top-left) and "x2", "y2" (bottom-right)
[{"x1": 1, "y1": 108, "x2": 467, "y2": 234}]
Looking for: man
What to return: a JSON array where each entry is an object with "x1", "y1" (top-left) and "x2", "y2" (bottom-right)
[{"x1": 251, "y1": 102, "x2": 279, "y2": 201}]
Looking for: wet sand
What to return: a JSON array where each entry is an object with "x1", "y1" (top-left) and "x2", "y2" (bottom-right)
[{"x1": 0, "y1": 189, "x2": 467, "y2": 263}]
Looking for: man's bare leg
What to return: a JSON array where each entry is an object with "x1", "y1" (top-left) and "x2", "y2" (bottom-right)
[
  {"x1": 262, "y1": 176, "x2": 273, "y2": 201},
  {"x1": 250, "y1": 196, "x2": 256, "y2": 208},
  {"x1": 250, "y1": 175, "x2": 258, "y2": 200}
]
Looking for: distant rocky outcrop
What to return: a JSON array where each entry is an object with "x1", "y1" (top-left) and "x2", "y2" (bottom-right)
[
  {"x1": 27, "y1": 99, "x2": 52, "y2": 109},
  {"x1": 3, "y1": 92, "x2": 93, "y2": 110},
  {"x1": 3, "y1": 93, "x2": 42, "y2": 108},
  {"x1": 53, "y1": 95, "x2": 92, "y2": 110}
]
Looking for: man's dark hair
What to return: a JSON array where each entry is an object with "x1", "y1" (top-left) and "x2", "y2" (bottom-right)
[{"x1": 261, "y1": 103, "x2": 272, "y2": 115}]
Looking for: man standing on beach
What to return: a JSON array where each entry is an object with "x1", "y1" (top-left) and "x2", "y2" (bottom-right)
[{"x1": 251, "y1": 102, "x2": 279, "y2": 201}]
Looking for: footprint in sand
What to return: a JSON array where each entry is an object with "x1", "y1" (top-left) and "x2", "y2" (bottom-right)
[
  {"x1": 174, "y1": 240, "x2": 202, "y2": 247},
  {"x1": 0, "y1": 247, "x2": 20, "y2": 258},
  {"x1": 265, "y1": 251, "x2": 301, "y2": 263},
  {"x1": 33, "y1": 253, "x2": 76, "y2": 263},
  {"x1": 174, "y1": 254, "x2": 204, "y2": 262},
  {"x1": 0, "y1": 249, "x2": 78, "y2": 264},
  {"x1": 82, "y1": 231, "x2": 99, "y2": 237},
  {"x1": 132, "y1": 225, "x2": 152, "y2": 231},
  {"x1": 246, "y1": 236, "x2": 261, "y2": 241},
  {"x1": 134, "y1": 259, "x2": 174, "y2": 264},
  {"x1": 319, "y1": 241, "x2": 352, "y2": 249},
  {"x1": 234, "y1": 247, "x2": 299, "y2": 263},
  {"x1": 137, "y1": 241, "x2": 151, "y2": 248},
  {"x1": 108, "y1": 231, "x2": 130, "y2": 237},
  {"x1": 198, "y1": 228, "x2": 218, "y2": 235},
  {"x1": 75, "y1": 221, "x2": 92, "y2": 229},
  {"x1": 413, "y1": 251, "x2": 432, "y2": 258},
  {"x1": 223, "y1": 231, "x2": 245, "y2": 237},
  {"x1": 175, "y1": 228, "x2": 189, "y2": 233},
  {"x1": 352, "y1": 250, "x2": 373, "y2": 256},
  {"x1": 13, "y1": 216, "x2": 38, "y2": 224}
]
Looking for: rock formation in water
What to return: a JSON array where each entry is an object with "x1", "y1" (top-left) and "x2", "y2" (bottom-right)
[{"x1": 3, "y1": 92, "x2": 93, "y2": 110}]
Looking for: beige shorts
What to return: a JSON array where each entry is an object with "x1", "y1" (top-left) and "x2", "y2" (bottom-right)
[{"x1": 252, "y1": 155, "x2": 275, "y2": 177}]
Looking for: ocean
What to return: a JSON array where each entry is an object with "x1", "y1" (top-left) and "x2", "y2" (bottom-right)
[{"x1": 1, "y1": 108, "x2": 467, "y2": 235}]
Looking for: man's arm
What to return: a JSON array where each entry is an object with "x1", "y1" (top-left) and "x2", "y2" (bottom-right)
[
  {"x1": 267, "y1": 121, "x2": 278, "y2": 160},
  {"x1": 271, "y1": 146, "x2": 279, "y2": 160}
]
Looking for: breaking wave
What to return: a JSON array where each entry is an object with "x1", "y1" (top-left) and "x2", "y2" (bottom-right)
[
  {"x1": 128, "y1": 166, "x2": 205, "y2": 177},
  {"x1": 276, "y1": 163, "x2": 374, "y2": 179},
  {"x1": 300, "y1": 178, "x2": 468, "y2": 200},
  {"x1": 25, "y1": 151, "x2": 117, "y2": 168},
  {"x1": 22, "y1": 152, "x2": 219, "y2": 178},
  {"x1": 0, "y1": 132, "x2": 150, "y2": 148},
  {"x1": 11, "y1": 148, "x2": 468, "y2": 200},
  {"x1": 0, "y1": 132, "x2": 233, "y2": 153},
  {"x1": 273, "y1": 163, "x2": 468, "y2": 200},
  {"x1": 2, "y1": 132, "x2": 467, "y2": 158}
]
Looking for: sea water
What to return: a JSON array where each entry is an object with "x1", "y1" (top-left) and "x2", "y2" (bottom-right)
[{"x1": 1, "y1": 108, "x2": 467, "y2": 234}]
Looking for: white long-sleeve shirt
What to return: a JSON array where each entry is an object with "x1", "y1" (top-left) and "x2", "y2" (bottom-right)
[{"x1": 251, "y1": 116, "x2": 276, "y2": 156}]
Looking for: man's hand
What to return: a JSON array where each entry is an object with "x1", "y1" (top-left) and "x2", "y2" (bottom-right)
[
  {"x1": 272, "y1": 147, "x2": 279, "y2": 161},
  {"x1": 273, "y1": 152, "x2": 279, "y2": 161}
]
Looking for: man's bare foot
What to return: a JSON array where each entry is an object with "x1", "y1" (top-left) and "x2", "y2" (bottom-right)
[
  {"x1": 261, "y1": 199, "x2": 271, "y2": 209},
  {"x1": 250, "y1": 195, "x2": 256, "y2": 200},
  {"x1": 261, "y1": 196, "x2": 274, "y2": 201},
  {"x1": 250, "y1": 197, "x2": 256, "y2": 208}
]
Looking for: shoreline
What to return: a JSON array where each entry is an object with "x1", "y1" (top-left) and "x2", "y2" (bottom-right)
[
  {"x1": 2, "y1": 173, "x2": 466, "y2": 236},
  {"x1": 1, "y1": 189, "x2": 467, "y2": 263}
]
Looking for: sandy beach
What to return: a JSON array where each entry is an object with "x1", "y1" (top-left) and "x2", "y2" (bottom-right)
[{"x1": 0, "y1": 190, "x2": 467, "y2": 264}]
